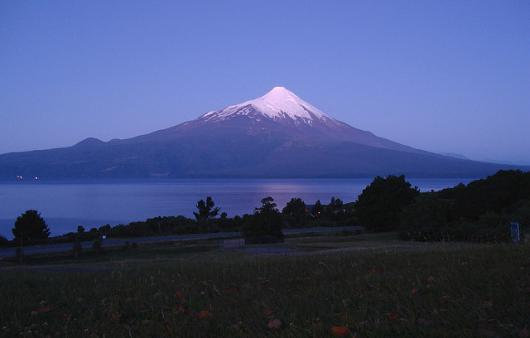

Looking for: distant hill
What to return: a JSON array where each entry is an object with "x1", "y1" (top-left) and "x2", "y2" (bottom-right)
[{"x1": 0, "y1": 87, "x2": 526, "y2": 179}]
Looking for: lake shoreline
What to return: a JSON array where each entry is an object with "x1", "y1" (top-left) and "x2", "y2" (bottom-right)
[{"x1": 0, "y1": 178, "x2": 472, "y2": 238}]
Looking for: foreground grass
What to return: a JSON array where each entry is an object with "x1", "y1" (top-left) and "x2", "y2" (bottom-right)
[{"x1": 1, "y1": 243, "x2": 529, "y2": 337}]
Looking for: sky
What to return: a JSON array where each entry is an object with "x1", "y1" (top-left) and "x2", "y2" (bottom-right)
[{"x1": 1, "y1": 0, "x2": 529, "y2": 164}]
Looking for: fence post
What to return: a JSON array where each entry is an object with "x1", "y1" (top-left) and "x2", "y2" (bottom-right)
[{"x1": 510, "y1": 222, "x2": 520, "y2": 243}]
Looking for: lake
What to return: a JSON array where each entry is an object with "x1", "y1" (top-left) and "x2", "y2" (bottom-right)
[{"x1": 0, "y1": 178, "x2": 471, "y2": 238}]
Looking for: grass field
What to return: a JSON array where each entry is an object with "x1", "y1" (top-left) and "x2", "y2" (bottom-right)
[{"x1": 1, "y1": 234, "x2": 529, "y2": 337}]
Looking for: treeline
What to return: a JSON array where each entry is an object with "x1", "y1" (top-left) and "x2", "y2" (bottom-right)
[
  {"x1": 88, "y1": 195, "x2": 356, "y2": 240},
  {"x1": 2, "y1": 195, "x2": 356, "y2": 246},
  {"x1": 2, "y1": 170, "x2": 528, "y2": 246},
  {"x1": 356, "y1": 170, "x2": 530, "y2": 242}
]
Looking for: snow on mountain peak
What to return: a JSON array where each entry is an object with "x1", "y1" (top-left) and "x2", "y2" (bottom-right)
[{"x1": 201, "y1": 86, "x2": 332, "y2": 123}]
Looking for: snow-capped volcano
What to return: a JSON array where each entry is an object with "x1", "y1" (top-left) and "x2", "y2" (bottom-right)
[
  {"x1": 200, "y1": 86, "x2": 334, "y2": 124},
  {"x1": 0, "y1": 86, "x2": 520, "y2": 179},
  {"x1": 192, "y1": 86, "x2": 417, "y2": 152}
]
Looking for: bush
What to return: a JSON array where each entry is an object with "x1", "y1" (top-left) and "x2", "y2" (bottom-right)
[
  {"x1": 243, "y1": 197, "x2": 284, "y2": 244},
  {"x1": 311, "y1": 200, "x2": 323, "y2": 219},
  {"x1": 92, "y1": 238, "x2": 103, "y2": 254},
  {"x1": 72, "y1": 239, "x2": 83, "y2": 257},
  {"x1": 0, "y1": 235, "x2": 9, "y2": 246},
  {"x1": 399, "y1": 193, "x2": 456, "y2": 240},
  {"x1": 506, "y1": 200, "x2": 530, "y2": 228},
  {"x1": 400, "y1": 172, "x2": 530, "y2": 243},
  {"x1": 439, "y1": 170, "x2": 530, "y2": 220},
  {"x1": 282, "y1": 198, "x2": 309, "y2": 227},
  {"x1": 12, "y1": 210, "x2": 50, "y2": 244},
  {"x1": 356, "y1": 175, "x2": 419, "y2": 232}
]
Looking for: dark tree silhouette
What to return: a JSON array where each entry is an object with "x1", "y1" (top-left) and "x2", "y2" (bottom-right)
[
  {"x1": 99, "y1": 224, "x2": 111, "y2": 238},
  {"x1": 311, "y1": 200, "x2": 323, "y2": 218},
  {"x1": 325, "y1": 197, "x2": 345, "y2": 220},
  {"x1": 243, "y1": 197, "x2": 284, "y2": 243},
  {"x1": 356, "y1": 175, "x2": 419, "y2": 232},
  {"x1": 400, "y1": 170, "x2": 530, "y2": 242},
  {"x1": 0, "y1": 234, "x2": 8, "y2": 246},
  {"x1": 194, "y1": 196, "x2": 220, "y2": 222},
  {"x1": 12, "y1": 210, "x2": 50, "y2": 244},
  {"x1": 282, "y1": 198, "x2": 309, "y2": 227}
]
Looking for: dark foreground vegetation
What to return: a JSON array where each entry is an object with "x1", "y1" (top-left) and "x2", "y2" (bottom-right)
[
  {"x1": 1, "y1": 242, "x2": 529, "y2": 337},
  {"x1": 399, "y1": 170, "x2": 530, "y2": 241},
  {"x1": 3, "y1": 194, "x2": 355, "y2": 248},
  {"x1": 354, "y1": 170, "x2": 530, "y2": 242}
]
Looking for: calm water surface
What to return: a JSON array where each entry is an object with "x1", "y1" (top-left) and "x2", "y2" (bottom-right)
[{"x1": 0, "y1": 178, "x2": 471, "y2": 237}]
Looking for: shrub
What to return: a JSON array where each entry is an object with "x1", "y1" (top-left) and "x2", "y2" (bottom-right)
[
  {"x1": 72, "y1": 239, "x2": 83, "y2": 257},
  {"x1": 356, "y1": 175, "x2": 419, "y2": 232},
  {"x1": 92, "y1": 238, "x2": 103, "y2": 254},
  {"x1": 282, "y1": 198, "x2": 309, "y2": 227},
  {"x1": 12, "y1": 210, "x2": 50, "y2": 244},
  {"x1": 243, "y1": 197, "x2": 284, "y2": 244},
  {"x1": 311, "y1": 200, "x2": 323, "y2": 219},
  {"x1": 439, "y1": 170, "x2": 530, "y2": 220},
  {"x1": 400, "y1": 172, "x2": 530, "y2": 243},
  {"x1": 399, "y1": 193, "x2": 455, "y2": 240},
  {"x1": 0, "y1": 235, "x2": 8, "y2": 246}
]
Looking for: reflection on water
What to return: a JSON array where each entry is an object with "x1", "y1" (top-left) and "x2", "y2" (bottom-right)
[{"x1": 0, "y1": 178, "x2": 471, "y2": 237}]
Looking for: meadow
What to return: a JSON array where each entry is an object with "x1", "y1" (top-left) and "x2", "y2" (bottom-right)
[{"x1": 1, "y1": 233, "x2": 529, "y2": 337}]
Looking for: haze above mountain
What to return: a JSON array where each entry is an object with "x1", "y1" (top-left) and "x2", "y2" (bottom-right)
[{"x1": 0, "y1": 87, "x2": 525, "y2": 179}]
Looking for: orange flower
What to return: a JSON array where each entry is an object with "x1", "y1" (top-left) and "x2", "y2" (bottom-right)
[
  {"x1": 263, "y1": 308, "x2": 274, "y2": 317},
  {"x1": 196, "y1": 310, "x2": 210, "y2": 319},
  {"x1": 330, "y1": 326, "x2": 350, "y2": 337},
  {"x1": 110, "y1": 311, "x2": 121, "y2": 322},
  {"x1": 387, "y1": 312, "x2": 399, "y2": 321},
  {"x1": 267, "y1": 318, "x2": 282, "y2": 330},
  {"x1": 31, "y1": 306, "x2": 51, "y2": 315},
  {"x1": 175, "y1": 290, "x2": 184, "y2": 301},
  {"x1": 223, "y1": 287, "x2": 240, "y2": 294}
]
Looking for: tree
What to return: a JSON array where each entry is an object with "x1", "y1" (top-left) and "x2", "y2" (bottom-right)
[
  {"x1": 325, "y1": 197, "x2": 345, "y2": 220},
  {"x1": 356, "y1": 175, "x2": 419, "y2": 232},
  {"x1": 399, "y1": 193, "x2": 455, "y2": 240},
  {"x1": 311, "y1": 200, "x2": 323, "y2": 219},
  {"x1": 194, "y1": 196, "x2": 220, "y2": 222},
  {"x1": 282, "y1": 198, "x2": 309, "y2": 227},
  {"x1": 0, "y1": 235, "x2": 8, "y2": 246},
  {"x1": 242, "y1": 197, "x2": 284, "y2": 244},
  {"x1": 440, "y1": 170, "x2": 530, "y2": 220},
  {"x1": 77, "y1": 225, "x2": 85, "y2": 234},
  {"x1": 99, "y1": 224, "x2": 111, "y2": 238},
  {"x1": 12, "y1": 210, "x2": 50, "y2": 244}
]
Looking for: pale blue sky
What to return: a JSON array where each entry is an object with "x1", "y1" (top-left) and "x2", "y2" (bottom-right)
[{"x1": 1, "y1": 0, "x2": 529, "y2": 164}]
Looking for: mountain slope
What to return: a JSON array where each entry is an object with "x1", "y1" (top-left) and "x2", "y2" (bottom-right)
[{"x1": 0, "y1": 87, "x2": 525, "y2": 179}]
